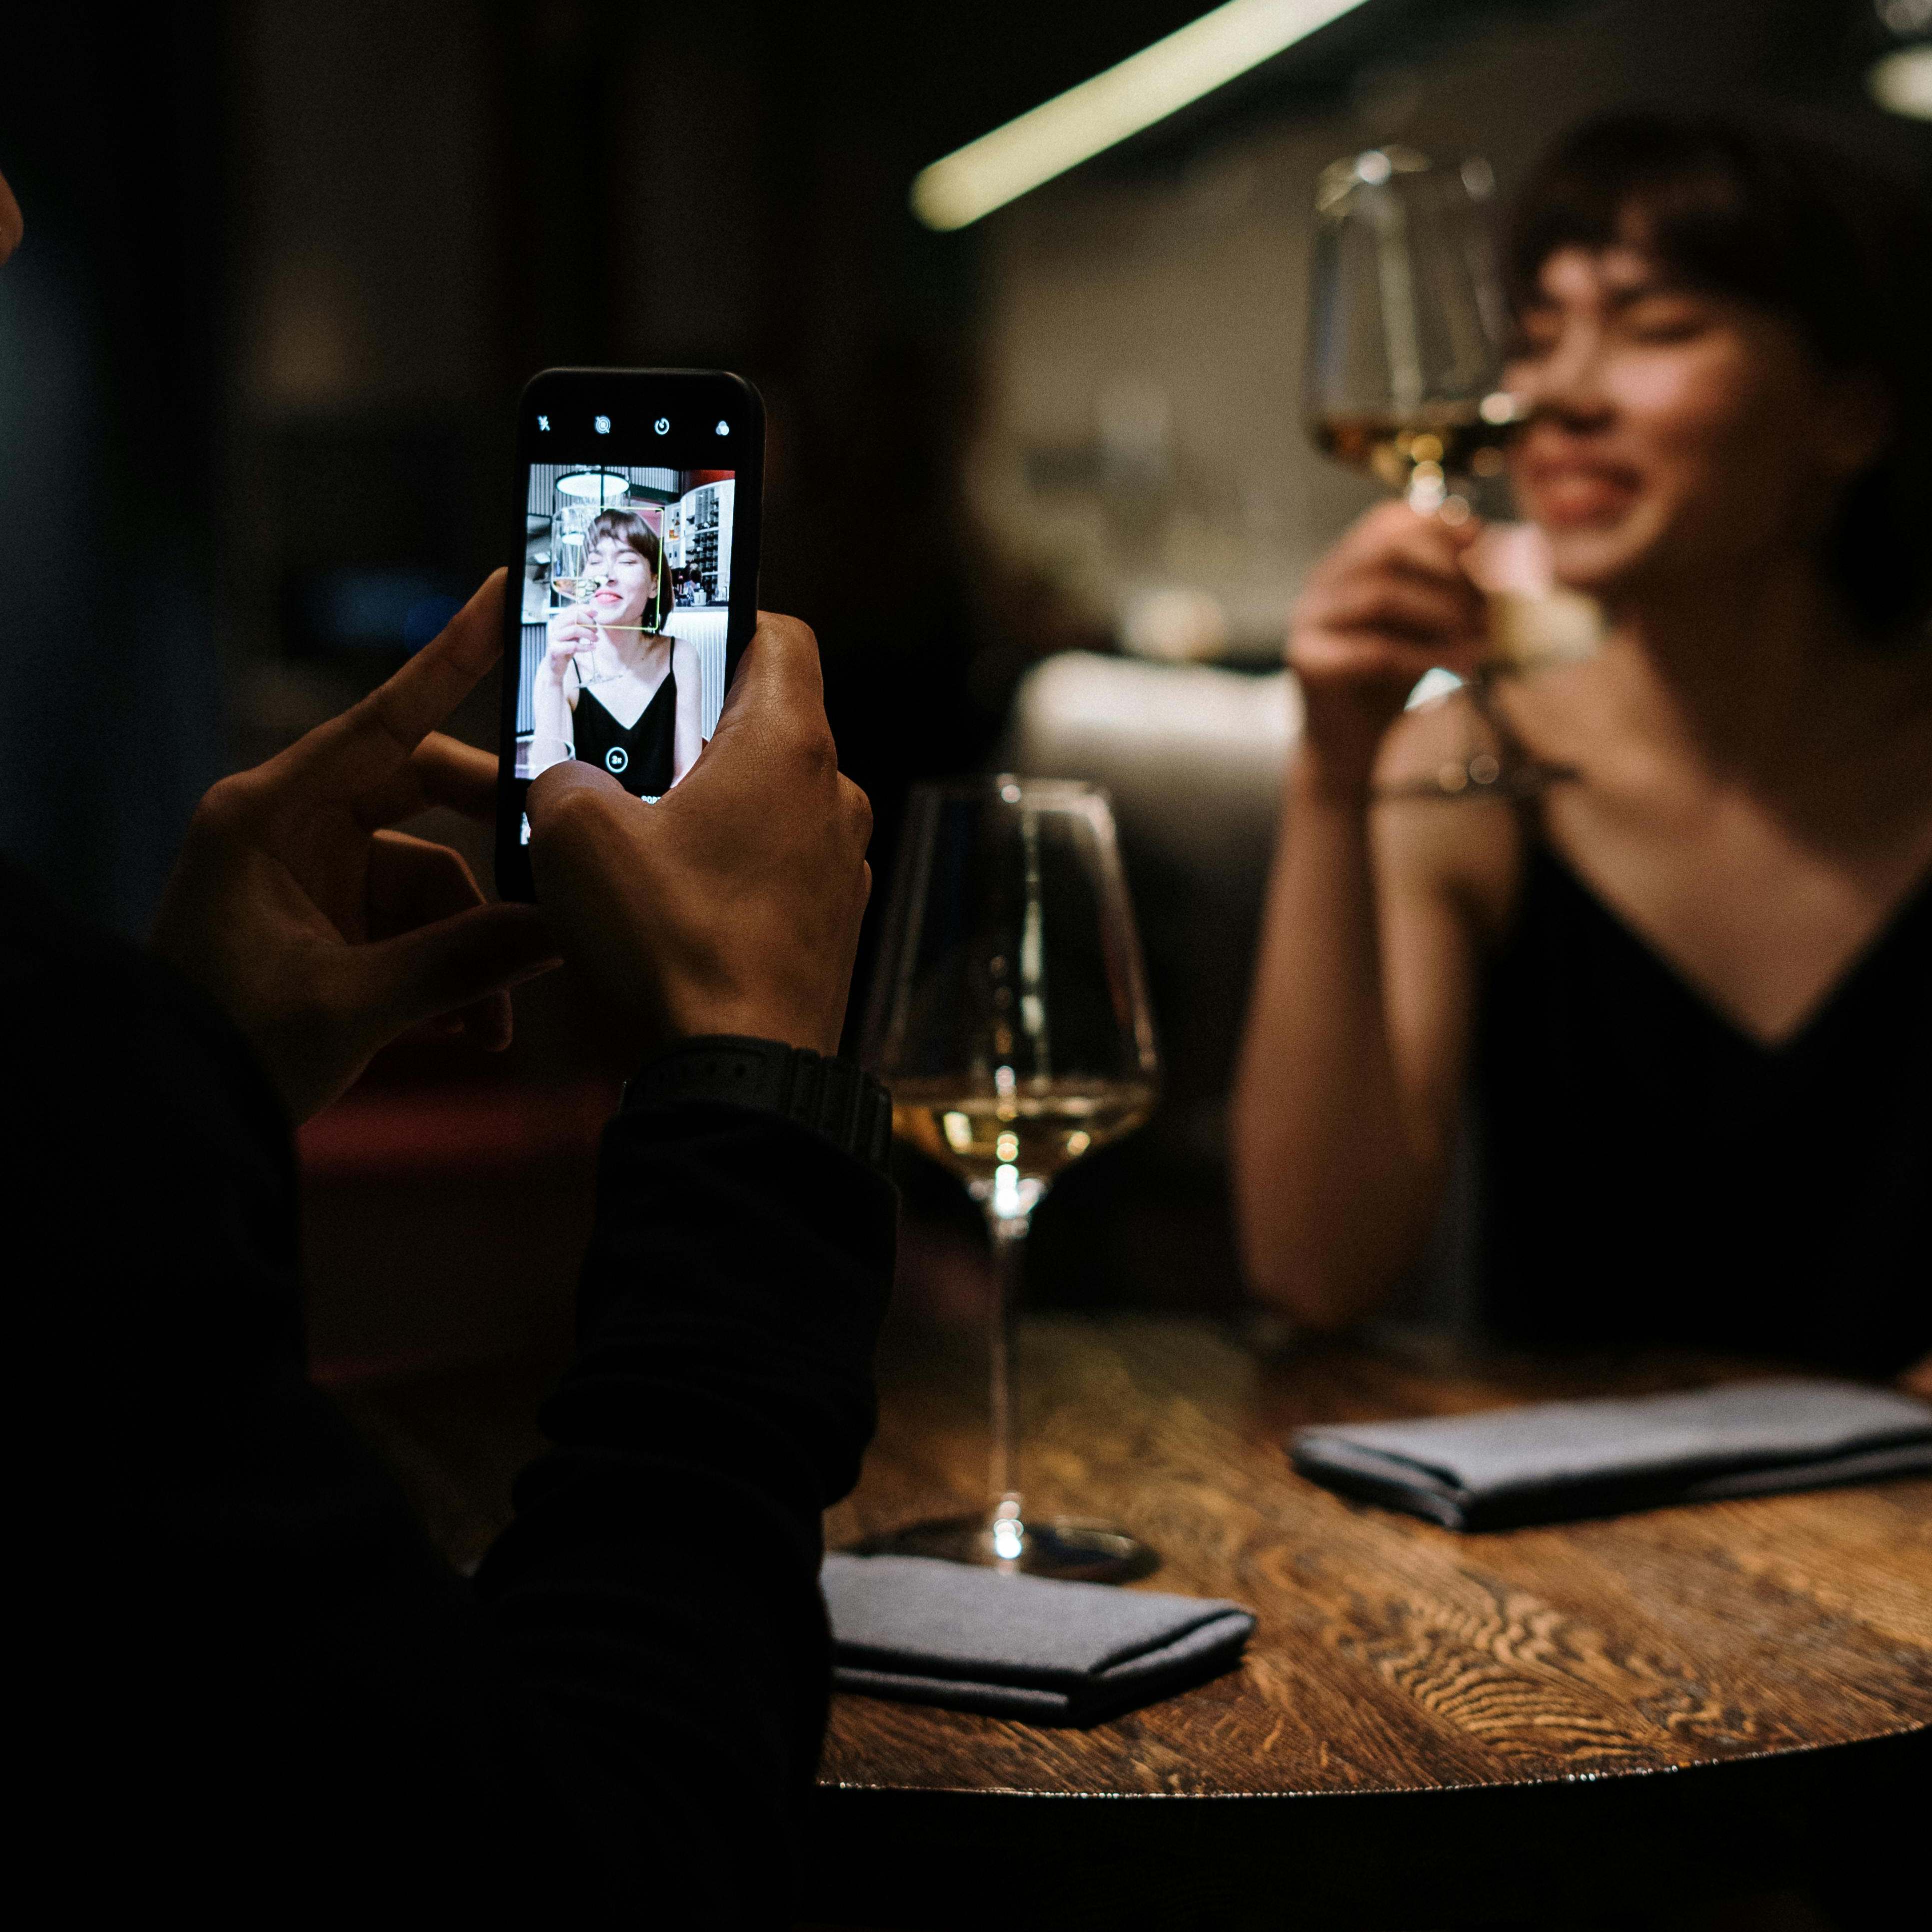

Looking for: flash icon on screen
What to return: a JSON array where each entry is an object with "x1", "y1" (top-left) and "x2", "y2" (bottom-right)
[
  {"x1": 536, "y1": 415, "x2": 550, "y2": 432},
  {"x1": 593, "y1": 414, "x2": 612, "y2": 435}
]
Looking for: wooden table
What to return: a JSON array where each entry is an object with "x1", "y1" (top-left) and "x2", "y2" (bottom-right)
[{"x1": 810, "y1": 1317, "x2": 1932, "y2": 1930}]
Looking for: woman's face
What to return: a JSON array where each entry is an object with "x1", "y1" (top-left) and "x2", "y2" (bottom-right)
[
  {"x1": 1502, "y1": 244, "x2": 1885, "y2": 605},
  {"x1": 585, "y1": 535, "x2": 653, "y2": 629}
]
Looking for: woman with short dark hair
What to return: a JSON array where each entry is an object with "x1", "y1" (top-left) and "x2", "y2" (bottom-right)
[
  {"x1": 530, "y1": 505, "x2": 704, "y2": 797},
  {"x1": 1233, "y1": 112, "x2": 1932, "y2": 1384}
]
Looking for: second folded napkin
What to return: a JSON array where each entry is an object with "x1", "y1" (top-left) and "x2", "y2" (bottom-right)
[
  {"x1": 822, "y1": 1552, "x2": 1255, "y2": 1726},
  {"x1": 1290, "y1": 1376, "x2": 1932, "y2": 1531}
]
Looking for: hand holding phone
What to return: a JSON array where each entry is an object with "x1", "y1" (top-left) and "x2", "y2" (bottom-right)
[
  {"x1": 155, "y1": 573, "x2": 558, "y2": 1121},
  {"x1": 526, "y1": 612, "x2": 871, "y2": 1064}
]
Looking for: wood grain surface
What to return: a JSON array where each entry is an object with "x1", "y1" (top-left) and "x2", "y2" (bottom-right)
[{"x1": 808, "y1": 1316, "x2": 1932, "y2": 1928}]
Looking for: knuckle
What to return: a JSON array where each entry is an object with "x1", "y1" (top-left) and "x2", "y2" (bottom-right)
[
  {"x1": 841, "y1": 776, "x2": 873, "y2": 840},
  {"x1": 528, "y1": 779, "x2": 604, "y2": 853},
  {"x1": 761, "y1": 610, "x2": 819, "y2": 653},
  {"x1": 193, "y1": 772, "x2": 258, "y2": 835},
  {"x1": 795, "y1": 722, "x2": 838, "y2": 780}
]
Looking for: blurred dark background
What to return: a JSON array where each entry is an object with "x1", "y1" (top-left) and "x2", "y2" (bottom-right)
[{"x1": 4, "y1": 0, "x2": 1928, "y2": 1369}]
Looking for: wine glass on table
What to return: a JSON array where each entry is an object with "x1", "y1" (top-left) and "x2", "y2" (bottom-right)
[
  {"x1": 861, "y1": 777, "x2": 1161, "y2": 1583},
  {"x1": 1304, "y1": 145, "x2": 1600, "y2": 798}
]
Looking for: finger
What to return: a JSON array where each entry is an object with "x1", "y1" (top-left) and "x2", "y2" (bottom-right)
[
  {"x1": 839, "y1": 773, "x2": 874, "y2": 854},
  {"x1": 280, "y1": 570, "x2": 509, "y2": 798},
  {"x1": 350, "y1": 900, "x2": 560, "y2": 1050},
  {"x1": 397, "y1": 1013, "x2": 467, "y2": 1044},
  {"x1": 1290, "y1": 629, "x2": 1479, "y2": 687},
  {"x1": 712, "y1": 613, "x2": 827, "y2": 739},
  {"x1": 1307, "y1": 579, "x2": 1483, "y2": 644},
  {"x1": 672, "y1": 614, "x2": 836, "y2": 806},
  {"x1": 355, "y1": 734, "x2": 500, "y2": 829},
  {"x1": 1337, "y1": 503, "x2": 1483, "y2": 581},
  {"x1": 360, "y1": 835, "x2": 552, "y2": 1054},
  {"x1": 462, "y1": 987, "x2": 516, "y2": 1053},
  {"x1": 526, "y1": 755, "x2": 630, "y2": 831},
  {"x1": 1358, "y1": 497, "x2": 1485, "y2": 553},
  {"x1": 377, "y1": 836, "x2": 516, "y2": 1050},
  {"x1": 524, "y1": 762, "x2": 644, "y2": 914},
  {"x1": 364, "y1": 829, "x2": 487, "y2": 940}
]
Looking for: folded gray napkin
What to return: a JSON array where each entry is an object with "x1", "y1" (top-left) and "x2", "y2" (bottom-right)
[
  {"x1": 822, "y1": 1552, "x2": 1255, "y2": 1726},
  {"x1": 1290, "y1": 1376, "x2": 1932, "y2": 1531}
]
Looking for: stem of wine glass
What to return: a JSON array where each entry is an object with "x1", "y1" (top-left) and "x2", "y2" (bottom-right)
[
  {"x1": 983, "y1": 1198, "x2": 1035, "y2": 1558},
  {"x1": 1462, "y1": 659, "x2": 1508, "y2": 783},
  {"x1": 1405, "y1": 470, "x2": 1447, "y2": 516}
]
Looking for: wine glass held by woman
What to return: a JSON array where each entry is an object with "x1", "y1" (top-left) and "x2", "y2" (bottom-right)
[
  {"x1": 1234, "y1": 112, "x2": 1932, "y2": 1389},
  {"x1": 529, "y1": 513, "x2": 703, "y2": 795}
]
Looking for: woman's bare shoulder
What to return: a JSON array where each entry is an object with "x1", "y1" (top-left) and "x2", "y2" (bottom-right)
[{"x1": 1368, "y1": 692, "x2": 1524, "y2": 943}]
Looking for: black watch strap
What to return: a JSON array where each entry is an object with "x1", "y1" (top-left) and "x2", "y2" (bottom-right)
[{"x1": 621, "y1": 1035, "x2": 894, "y2": 1176}]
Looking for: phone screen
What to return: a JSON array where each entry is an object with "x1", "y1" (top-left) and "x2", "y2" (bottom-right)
[{"x1": 496, "y1": 368, "x2": 763, "y2": 899}]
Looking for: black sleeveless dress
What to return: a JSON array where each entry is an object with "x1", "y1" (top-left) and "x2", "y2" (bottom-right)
[
  {"x1": 570, "y1": 670, "x2": 677, "y2": 799},
  {"x1": 1473, "y1": 840, "x2": 1932, "y2": 1376}
]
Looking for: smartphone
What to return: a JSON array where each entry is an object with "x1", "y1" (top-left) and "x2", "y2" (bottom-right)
[{"x1": 494, "y1": 366, "x2": 765, "y2": 902}]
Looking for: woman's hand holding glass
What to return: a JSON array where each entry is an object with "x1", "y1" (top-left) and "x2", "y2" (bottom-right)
[
  {"x1": 546, "y1": 601, "x2": 601, "y2": 667},
  {"x1": 1288, "y1": 500, "x2": 1488, "y2": 798},
  {"x1": 530, "y1": 601, "x2": 598, "y2": 769}
]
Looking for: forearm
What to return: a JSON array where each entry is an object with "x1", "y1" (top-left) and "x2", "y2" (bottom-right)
[
  {"x1": 1232, "y1": 756, "x2": 1442, "y2": 1326},
  {"x1": 473, "y1": 1101, "x2": 893, "y2": 1922}
]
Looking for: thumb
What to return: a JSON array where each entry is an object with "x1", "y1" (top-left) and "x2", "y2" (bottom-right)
[{"x1": 351, "y1": 901, "x2": 558, "y2": 1045}]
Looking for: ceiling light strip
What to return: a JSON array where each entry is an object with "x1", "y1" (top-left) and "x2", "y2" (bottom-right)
[{"x1": 911, "y1": 0, "x2": 1373, "y2": 231}]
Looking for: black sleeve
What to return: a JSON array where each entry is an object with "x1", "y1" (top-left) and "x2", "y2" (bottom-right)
[
  {"x1": 472, "y1": 1100, "x2": 896, "y2": 1922},
  {"x1": 12, "y1": 862, "x2": 893, "y2": 1922}
]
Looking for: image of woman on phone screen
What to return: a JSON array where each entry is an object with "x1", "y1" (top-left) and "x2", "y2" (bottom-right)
[{"x1": 529, "y1": 508, "x2": 703, "y2": 797}]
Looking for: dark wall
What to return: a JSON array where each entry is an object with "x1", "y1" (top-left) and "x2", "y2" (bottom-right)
[{"x1": 0, "y1": 10, "x2": 229, "y2": 931}]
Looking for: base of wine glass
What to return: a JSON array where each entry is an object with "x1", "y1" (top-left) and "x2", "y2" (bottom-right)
[{"x1": 852, "y1": 1512, "x2": 1159, "y2": 1584}]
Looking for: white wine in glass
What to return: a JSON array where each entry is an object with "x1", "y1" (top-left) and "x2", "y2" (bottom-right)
[
  {"x1": 892, "y1": 1082, "x2": 1154, "y2": 1189},
  {"x1": 861, "y1": 778, "x2": 1161, "y2": 1582},
  {"x1": 1310, "y1": 396, "x2": 1516, "y2": 503}
]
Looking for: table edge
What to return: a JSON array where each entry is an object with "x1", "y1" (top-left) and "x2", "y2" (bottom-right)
[{"x1": 815, "y1": 1715, "x2": 1931, "y2": 1803}]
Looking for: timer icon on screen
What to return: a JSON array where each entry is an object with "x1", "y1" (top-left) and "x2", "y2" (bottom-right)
[{"x1": 654, "y1": 416, "x2": 670, "y2": 434}]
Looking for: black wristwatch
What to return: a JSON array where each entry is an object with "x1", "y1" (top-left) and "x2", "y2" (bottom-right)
[{"x1": 621, "y1": 1035, "x2": 894, "y2": 1177}]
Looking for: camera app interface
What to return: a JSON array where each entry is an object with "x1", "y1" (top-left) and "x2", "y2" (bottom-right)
[{"x1": 514, "y1": 457, "x2": 737, "y2": 800}]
